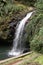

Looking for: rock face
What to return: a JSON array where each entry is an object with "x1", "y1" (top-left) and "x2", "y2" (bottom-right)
[{"x1": 0, "y1": 11, "x2": 29, "y2": 45}]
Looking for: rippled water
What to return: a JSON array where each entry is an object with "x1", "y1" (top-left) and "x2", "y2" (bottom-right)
[{"x1": 0, "y1": 46, "x2": 11, "y2": 60}]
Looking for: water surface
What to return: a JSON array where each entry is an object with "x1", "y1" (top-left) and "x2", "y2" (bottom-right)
[{"x1": 0, "y1": 46, "x2": 12, "y2": 60}]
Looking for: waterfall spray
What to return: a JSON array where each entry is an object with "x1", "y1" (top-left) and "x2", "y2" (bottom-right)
[{"x1": 8, "y1": 12, "x2": 33, "y2": 56}]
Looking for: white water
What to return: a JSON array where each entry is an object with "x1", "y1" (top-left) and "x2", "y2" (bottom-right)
[{"x1": 8, "y1": 12, "x2": 33, "y2": 56}]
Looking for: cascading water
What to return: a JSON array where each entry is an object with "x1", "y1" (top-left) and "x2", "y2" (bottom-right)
[{"x1": 8, "y1": 12, "x2": 33, "y2": 56}]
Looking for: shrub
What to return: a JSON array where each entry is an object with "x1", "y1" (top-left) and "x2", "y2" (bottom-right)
[
  {"x1": 25, "y1": 0, "x2": 43, "y2": 53},
  {"x1": 0, "y1": 0, "x2": 25, "y2": 17},
  {"x1": 30, "y1": 27, "x2": 43, "y2": 53},
  {"x1": 35, "y1": 0, "x2": 43, "y2": 9}
]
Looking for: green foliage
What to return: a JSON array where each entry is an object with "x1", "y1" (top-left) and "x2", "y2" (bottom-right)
[
  {"x1": 35, "y1": 0, "x2": 43, "y2": 10},
  {"x1": 0, "y1": 0, "x2": 43, "y2": 54},
  {"x1": 0, "y1": 0, "x2": 25, "y2": 17},
  {"x1": 26, "y1": 12, "x2": 43, "y2": 41},
  {"x1": 16, "y1": 0, "x2": 36, "y2": 6},
  {"x1": 30, "y1": 27, "x2": 43, "y2": 53},
  {"x1": 26, "y1": 12, "x2": 43, "y2": 53}
]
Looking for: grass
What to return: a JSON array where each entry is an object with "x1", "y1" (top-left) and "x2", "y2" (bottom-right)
[
  {"x1": 35, "y1": 55, "x2": 43, "y2": 65},
  {"x1": 15, "y1": 53, "x2": 43, "y2": 65},
  {"x1": 18, "y1": 52, "x2": 43, "y2": 65}
]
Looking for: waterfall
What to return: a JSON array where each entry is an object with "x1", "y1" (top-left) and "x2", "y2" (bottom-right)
[{"x1": 8, "y1": 12, "x2": 33, "y2": 56}]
